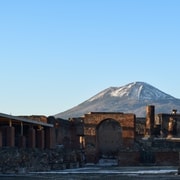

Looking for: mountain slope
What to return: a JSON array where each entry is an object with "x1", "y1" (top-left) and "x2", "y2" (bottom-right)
[{"x1": 55, "y1": 82, "x2": 180, "y2": 119}]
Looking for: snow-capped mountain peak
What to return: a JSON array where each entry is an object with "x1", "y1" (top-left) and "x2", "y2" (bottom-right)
[
  {"x1": 55, "y1": 82, "x2": 179, "y2": 119},
  {"x1": 88, "y1": 82, "x2": 174, "y2": 102}
]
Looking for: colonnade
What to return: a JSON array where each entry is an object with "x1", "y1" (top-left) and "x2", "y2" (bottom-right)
[{"x1": 0, "y1": 119, "x2": 56, "y2": 149}]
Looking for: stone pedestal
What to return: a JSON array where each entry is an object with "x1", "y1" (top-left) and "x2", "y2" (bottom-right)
[
  {"x1": 28, "y1": 128, "x2": 36, "y2": 148},
  {"x1": 6, "y1": 126, "x2": 15, "y2": 147}
]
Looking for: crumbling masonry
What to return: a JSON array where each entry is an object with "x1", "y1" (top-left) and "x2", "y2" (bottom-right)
[{"x1": 0, "y1": 105, "x2": 180, "y2": 172}]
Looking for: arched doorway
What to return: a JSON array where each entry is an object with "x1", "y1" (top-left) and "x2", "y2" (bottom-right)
[{"x1": 97, "y1": 119, "x2": 122, "y2": 159}]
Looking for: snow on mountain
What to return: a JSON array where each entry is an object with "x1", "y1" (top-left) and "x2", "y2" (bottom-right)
[
  {"x1": 88, "y1": 87, "x2": 114, "y2": 102},
  {"x1": 55, "y1": 82, "x2": 180, "y2": 119},
  {"x1": 88, "y1": 82, "x2": 174, "y2": 101}
]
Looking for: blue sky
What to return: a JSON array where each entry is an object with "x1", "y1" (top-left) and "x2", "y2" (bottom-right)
[{"x1": 0, "y1": 0, "x2": 180, "y2": 116}]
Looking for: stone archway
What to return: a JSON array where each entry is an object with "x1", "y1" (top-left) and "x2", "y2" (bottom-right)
[{"x1": 97, "y1": 119, "x2": 122, "y2": 158}]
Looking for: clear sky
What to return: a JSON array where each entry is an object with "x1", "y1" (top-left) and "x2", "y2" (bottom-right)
[{"x1": 0, "y1": 0, "x2": 180, "y2": 116}]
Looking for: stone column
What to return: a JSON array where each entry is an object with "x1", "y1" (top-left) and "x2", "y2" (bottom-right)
[
  {"x1": 6, "y1": 126, "x2": 15, "y2": 147},
  {"x1": 37, "y1": 128, "x2": 45, "y2": 149},
  {"x1": 45, "y1": 127, "x2": 56, "y2": 149},
  {"x1": 79, "y1": 136, "x2": 85, "y2": 149},
  {"x1": 145, "y1": 105, "x2": 155, "y2": 138},
  {"x1": 167, "y1": 115, "x2": 177, "y2": 139},
  {"x1": 28, "y1": 127, "x2": 36, "y2": 148},
  {"x1": 18, "y1": 122, "x2": 26, "y2": 148},
  {"x1": 18, "y1": 136, "x2": 26, "y2": 148}
]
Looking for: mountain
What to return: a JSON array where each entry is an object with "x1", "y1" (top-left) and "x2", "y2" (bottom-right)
[{"x1": 55, "y1": 82, "x2": 180, "y2": 119}]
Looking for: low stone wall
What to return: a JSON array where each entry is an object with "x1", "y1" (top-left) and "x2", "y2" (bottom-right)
[
  {"x1": 155, "y1": 151, "x2": 179, "y2": 166},
  {"x1": 0, "y1": 147, "x2": 85, "y2": 173},
  {"x1": 118, "y1": 151, "x2": 140, "y2": 166}
]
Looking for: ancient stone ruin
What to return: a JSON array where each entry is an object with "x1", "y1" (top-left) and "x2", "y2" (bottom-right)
[{"x1": 0, "y1": 105, "x2": 180, "y2": 173}]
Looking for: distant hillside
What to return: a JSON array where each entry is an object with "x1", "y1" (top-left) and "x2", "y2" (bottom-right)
[{"x1": 55, "y1": 82, "x2": 180, "y2": 119}]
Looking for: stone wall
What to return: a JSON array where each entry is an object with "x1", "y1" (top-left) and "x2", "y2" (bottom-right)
[
  {"x1": 0, "y1": 147, "x2": 85, "y2": 173},
  {"x1": 155, "y1": 151, "x2": 179, "y2": 166},
  {"x1": 54, "y1": 118, "x2": 72, "y2": 149},
  {"x1": 118, "y1": 151, "x2": 140, "y2": 166},
  {"x1": 83, "y1": 112, "x2": 136, "y2": 163}
]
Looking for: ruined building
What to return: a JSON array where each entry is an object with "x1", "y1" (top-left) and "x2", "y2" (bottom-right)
[
  {"x1": 0, "y1": 105, "x2": 180, "y2": 167},
  {"x1": 49, "y1": 105, "x2": 180, "y2": 166}
]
